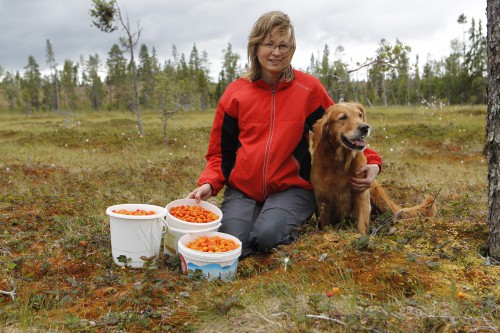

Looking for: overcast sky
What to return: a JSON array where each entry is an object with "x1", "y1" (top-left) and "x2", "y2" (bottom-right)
[{"x1": 0, "y1": 0, "x2": 487, "y2": 81}]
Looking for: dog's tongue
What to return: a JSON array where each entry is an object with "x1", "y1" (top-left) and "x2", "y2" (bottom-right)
[{"x1": 350, "y1": 139, "x2": 365, "y2": 147}]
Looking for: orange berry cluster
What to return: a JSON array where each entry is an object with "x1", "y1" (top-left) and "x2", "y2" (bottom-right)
[
  {"x1": 326, "y1": 287, "x2": 341, "y2": 298},
  {"x1": 169, "y1": 205, "x2": 219, "y2": 223},
  {"x1": 186, "y1": 235, "x2": 239, "y2": 253},
  {"x1": 112, "y1": 209, "x2": 156, "y2": 216}
]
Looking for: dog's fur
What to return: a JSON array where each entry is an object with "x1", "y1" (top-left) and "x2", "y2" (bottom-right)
[{"x1": 310, "y1": 102, "x2": 437, "y2": 234}]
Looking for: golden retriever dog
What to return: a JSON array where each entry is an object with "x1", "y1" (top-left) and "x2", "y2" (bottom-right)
[{"x1": 310, "y1": 102, "x2": 437, "y2": 234}]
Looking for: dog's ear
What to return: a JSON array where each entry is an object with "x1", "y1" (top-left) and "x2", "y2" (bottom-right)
[
  {"x1": 353, "y1": 103, "x2": 366, "y2": 121},
  {"x1": 312, "y1": 112, "x2": 331, "y2": 150},
  {"x1": 320, "y1": 116, "x2": 331, "y2": 142}
]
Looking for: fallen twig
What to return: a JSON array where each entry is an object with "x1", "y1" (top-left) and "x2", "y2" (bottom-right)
[
  {"x1": 370, "y1": 211, "x2": 400, "y2": 237},
  {"x1": 0, "y1": 278, "x2": 16, "y2": 301},
  {"x1": 426, "y1": 187, "x2": 442, "y2": 216},
  {"x1": 256, "y1": 311, "x2": 282, "y2": 328},
  {"x1": 306, "y1": 314, "x2": 347, "y2": 326}
]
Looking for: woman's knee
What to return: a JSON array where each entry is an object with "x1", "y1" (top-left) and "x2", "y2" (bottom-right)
[
  {"x1": 219, "y1": 218, "x2": 253, "y2": 249},
  {"x1": 252, "y1": 209, "x2": 300, "y2": 252}
]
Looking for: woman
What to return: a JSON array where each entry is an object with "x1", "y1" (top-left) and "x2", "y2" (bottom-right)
[{"x1": 187, "y1": 11, "x2": 382, "y2": 258}]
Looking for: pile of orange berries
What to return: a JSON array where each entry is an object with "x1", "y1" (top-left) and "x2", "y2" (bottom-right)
[
  {"x1": 186, "y1": 235, "x2": 239, "y2": 253},
  {"x1": 169, "y1": 205, "x2": 219, "y2": 223},
  {"x1": 112, "y1": 209, "x2": 156, "y2": 216}
]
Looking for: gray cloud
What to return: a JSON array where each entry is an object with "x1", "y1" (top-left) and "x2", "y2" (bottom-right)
[{"x1": 0, "y1": 0, "x2": 486, "y2": 79}]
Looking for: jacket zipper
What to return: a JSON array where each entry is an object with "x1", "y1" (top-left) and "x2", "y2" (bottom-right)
[{"x1": 262, "y1": 88, "x2": 276, "y2": 199}]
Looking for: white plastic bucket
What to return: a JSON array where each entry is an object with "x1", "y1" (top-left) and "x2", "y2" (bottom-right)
[
  {"x1": 163, "y1": 222, "x2": 221, "y2": 255},
  {"x1": 106, "y1": 204, "x2": 167, "y2": 268},
  {"x1": 166, "y1": 199, "x2": 222, "y2": 230},
  {"x1": 177, "y1": 231, "x2": 242, "y2": 281}
]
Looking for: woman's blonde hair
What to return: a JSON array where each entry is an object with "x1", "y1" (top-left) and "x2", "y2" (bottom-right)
[{"x1": 242, "y1": 11, "x2": 296, "y2": 82}]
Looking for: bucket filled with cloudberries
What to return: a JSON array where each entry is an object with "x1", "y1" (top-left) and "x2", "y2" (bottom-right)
[
  {"x1": 166, "y1": 199, "x2": 222, "y2": 230},
  {"x1": 177, "y1": 232, "x2": 242, "y2": 281},
  {"x1": 106, "y1": 203, "x2": 168, "y2": 268}
]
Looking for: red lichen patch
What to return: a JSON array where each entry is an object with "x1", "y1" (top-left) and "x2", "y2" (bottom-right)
[
  {"x1": 344, "y1": 251, "x2": 436, "y2": 298},
  {"x1": 20, "y1": 165, "x2": 72, "y2": 186},
  {"x1": 456, "y1": 266, "x2": 500, "y2": 295},
  {"x1": 2, "y1": 203, "x2": 43, "y2": 222},
  {"x1": 22, "y1": 166, "x2": 55, "y2": 179}
]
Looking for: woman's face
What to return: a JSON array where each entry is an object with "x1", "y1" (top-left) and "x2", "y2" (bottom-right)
[{"x1": 257, "y1": 34, "x2": 294, "y2": 80}]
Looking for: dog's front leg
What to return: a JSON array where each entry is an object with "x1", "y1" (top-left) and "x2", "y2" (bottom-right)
[{"x1": 354, "y1": 190, "x2": 371, "y2": 234}]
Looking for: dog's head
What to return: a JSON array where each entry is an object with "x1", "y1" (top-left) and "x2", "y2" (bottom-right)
[{"x1": 313, "y1": 102, "x2": 370, "y2": 152}]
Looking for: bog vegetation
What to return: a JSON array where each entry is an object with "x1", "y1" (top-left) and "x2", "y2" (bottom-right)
[{"x1": 0, "y1": 104, "x2": 498, "y2": 332}]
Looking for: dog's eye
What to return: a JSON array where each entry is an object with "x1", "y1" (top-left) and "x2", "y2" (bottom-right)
[
  {"x1": 358, "y1": 113, "x2": 363, "y2": 118},
  {"x1": 339, "y1": 114, "x2": 347, "y2": 120}
]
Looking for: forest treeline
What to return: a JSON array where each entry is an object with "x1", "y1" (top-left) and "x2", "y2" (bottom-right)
[{"x1": 0, "y1": 14, "x2": 486, "y2": 114}]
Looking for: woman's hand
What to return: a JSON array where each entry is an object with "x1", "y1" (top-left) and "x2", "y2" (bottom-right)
[
  {"x1": 350, "y1": 164, "x2": 380, "y2": 192},
  {"x1": 186, "y1": 183, "x2": 213, "y2": 203}
]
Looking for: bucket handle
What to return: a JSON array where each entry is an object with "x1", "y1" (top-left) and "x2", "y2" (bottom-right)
[
  {"x1": 160, "y1": 216, "x2": 178, "y2": 256},
  {"x1": 159, "y1": 216, "x2": 170, "y2": 234}
]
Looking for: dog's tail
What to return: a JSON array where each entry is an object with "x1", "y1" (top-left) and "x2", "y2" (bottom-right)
[
  {"x1": 370, "y1": 181, "x2": 437, "y2": 218},
  {"x1": 398, "y1": 194, "x2": 437, "y2": 218}
]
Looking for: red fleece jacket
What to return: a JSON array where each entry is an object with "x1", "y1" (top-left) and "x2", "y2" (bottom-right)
[{"x1": 198, "y1": 70, "x2": 382, "y2": 203}]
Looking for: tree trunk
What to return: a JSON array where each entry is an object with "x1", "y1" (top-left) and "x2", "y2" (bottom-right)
[
  {"x1": 116, "y1": 6, "x2": 142, "y2": 136},
  {"x1": 130, "y1": 51, "x2": 142, "y2": 136},
  {"x1": 55, "y1": 75, "x2": 60, "y2": 111},
  {"x1": 487, "y1": 0, "x2": 500, "y2": 263},
  {"x1": 382, "y1": 78, "x2": 387, "y2": 107}
]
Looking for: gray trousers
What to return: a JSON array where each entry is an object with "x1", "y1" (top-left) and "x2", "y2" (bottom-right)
[{"x1": 218, "y1": 186, "x2": 316, "y2": 258}]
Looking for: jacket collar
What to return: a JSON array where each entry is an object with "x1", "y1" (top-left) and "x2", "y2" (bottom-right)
[{"x1": 253, "y1": 78, "x2": 293, "y2": 91}]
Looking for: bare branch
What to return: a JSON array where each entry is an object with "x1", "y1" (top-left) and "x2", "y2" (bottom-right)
[
  {"x1": 306, "y1": 314, "x2": 347, "y2": 326},
  {"x1": 0, "y1": 278, "x2": 16, "y2": 301},
  {"x1": 346, "y1": 56, "x2": 381, "y2": 74}
]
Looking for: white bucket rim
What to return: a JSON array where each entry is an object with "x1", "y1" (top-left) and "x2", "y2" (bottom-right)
[
  {"x1": 107, "y1": 203, "x2": 168, "y2": 220},
  {"x1": 166, "y1": 199, "x2": 222, "y2": 228}
]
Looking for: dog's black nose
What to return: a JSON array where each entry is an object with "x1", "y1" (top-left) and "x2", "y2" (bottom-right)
[{"x1": 358, "y1": 124, "x2": 370, "y2": 135}]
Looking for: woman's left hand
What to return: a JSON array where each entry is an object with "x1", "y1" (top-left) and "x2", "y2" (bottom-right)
[{"x1": 350, "y1": 164, "x2": 380, "y2": 192}]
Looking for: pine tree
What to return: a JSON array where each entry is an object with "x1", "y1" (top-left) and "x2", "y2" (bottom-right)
[
  {"x1": 84, "y1": 54, "x2": 105, "y2": 110},
  {"x1": 106, "y1": 44, "x2": 128, "y2": 109},
  {"x1": 60, "y1": 60, "x2": 78, "y2": 110},
  {"x1": 45, "y1": 39, "x2": 59, "y2": 110},
  {"x1": 21, "y1": 55, "x2": 42, "y2": 112}
]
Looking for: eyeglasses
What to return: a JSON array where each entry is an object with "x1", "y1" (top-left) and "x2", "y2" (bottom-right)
[{"x1": 260, "y1": 42, "x2": 293, "y2": 53}]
